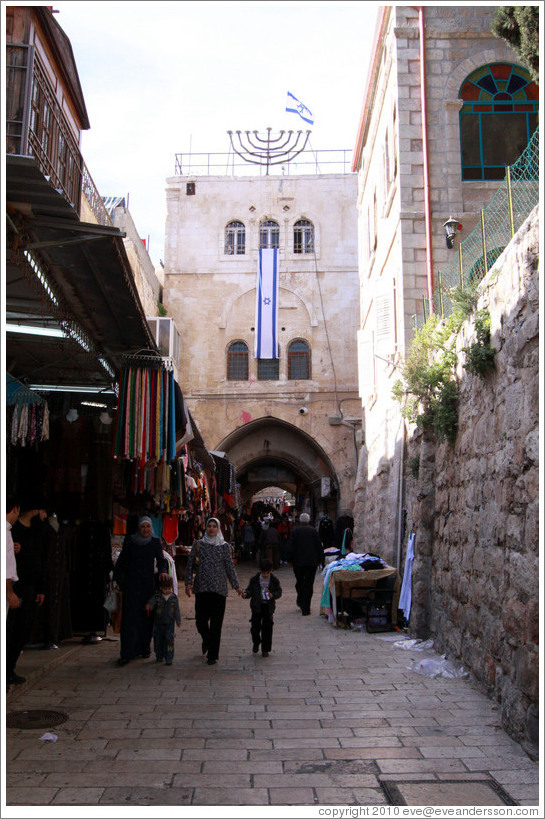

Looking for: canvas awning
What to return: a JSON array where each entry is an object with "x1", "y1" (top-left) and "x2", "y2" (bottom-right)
[{"x1": 6, "y1": 155, "x2": 157, "y2": 391}]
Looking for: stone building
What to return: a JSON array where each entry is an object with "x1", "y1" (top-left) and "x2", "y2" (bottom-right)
[
  {"x1": 162, "y1": 166, "x2": 360, "y2": 518},
  {"x1": 350, "y1": 4, "x2": 539, "y2": 748},
  {"x1": 351, "y1": 4, "x2": 538, "y2": 566}
]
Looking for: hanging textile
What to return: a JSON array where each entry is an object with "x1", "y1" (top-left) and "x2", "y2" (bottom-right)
[
  {"x1": 113, "y1": 364, "x2": 177, "y2": 462},
  {"x1": 398, "y1": 533, "x2": 416, "y2": 623},
  {"x1": 6, "y1": 374, "x2": 49, "y2": 445}
]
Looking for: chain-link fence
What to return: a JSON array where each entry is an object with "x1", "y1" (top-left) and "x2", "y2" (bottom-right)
[{"x1": 419, "y1": 126, "x2": 539, "y2": 323}]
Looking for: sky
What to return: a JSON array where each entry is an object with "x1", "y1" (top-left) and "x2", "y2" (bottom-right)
[{"x1": 47, "y1": 0, "x2": 380, "y2": 266}]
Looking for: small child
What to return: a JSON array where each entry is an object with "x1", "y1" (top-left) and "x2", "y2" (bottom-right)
[
  {"x1": 242, "y1": 558, "x2": 282, "y2": 657},
  {"x1": 146, "y1": 576, "x2": 181, "y2": 665}
]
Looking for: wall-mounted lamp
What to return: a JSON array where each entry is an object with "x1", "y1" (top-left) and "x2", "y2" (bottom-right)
[{"x1": 443, "y1": 216, "x2": 462, "y2": 249}]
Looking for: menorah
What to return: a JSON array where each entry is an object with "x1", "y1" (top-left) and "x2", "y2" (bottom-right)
[{"x1": 227, "y1": 128, "x2": 312, "y2": 175}]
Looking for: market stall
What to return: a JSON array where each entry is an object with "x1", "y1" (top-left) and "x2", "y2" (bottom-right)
[{"x1": 320, "y1": 553, "x2": 401, "y2": 631}]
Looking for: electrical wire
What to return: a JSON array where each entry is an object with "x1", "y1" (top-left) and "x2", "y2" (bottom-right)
[{"x1": 312, "y1": 246, "x2": 342, "y2": 417}]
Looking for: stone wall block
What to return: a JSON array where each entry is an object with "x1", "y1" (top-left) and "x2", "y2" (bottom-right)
[{"x1": 514, "y1": 645, "x2": 539, "y2": 700}]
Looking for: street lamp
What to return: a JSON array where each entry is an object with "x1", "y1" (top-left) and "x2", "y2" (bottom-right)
[{"x1": 443, "y1": 216, "x2": 461, "y2": 249}]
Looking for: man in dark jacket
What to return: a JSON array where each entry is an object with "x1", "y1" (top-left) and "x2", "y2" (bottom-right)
[
  {"x1": 258, "y1": 520, "x2": 281, "y2": 569},
  {"x1": 6, "y1": 505, "x2": 45, "y2": 687},
  {"x1": 287, "y1": 513, "x2": 324, "y2": 616}
]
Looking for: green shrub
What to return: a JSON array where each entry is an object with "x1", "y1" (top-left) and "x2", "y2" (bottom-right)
[
  {"x1": 393, "y1": 314, "x2": 459, "y2": 444},
  {"x1": 464, "y1": 309, "x2": 496, "y2": 377}
]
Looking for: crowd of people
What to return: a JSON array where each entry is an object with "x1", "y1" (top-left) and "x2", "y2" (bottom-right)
[{"x1": 6, "y1": 497, "x2": 354, "y2": 680}]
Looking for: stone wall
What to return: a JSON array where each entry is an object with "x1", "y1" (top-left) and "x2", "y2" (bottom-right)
[{"x1": 362, "y1": 207, "x2": 539, "y2": 752}]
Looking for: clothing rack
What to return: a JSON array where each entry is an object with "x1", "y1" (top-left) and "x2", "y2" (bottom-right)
[
  {"x1": 6, "y1": 373, "x2": 45, "y2": 406},
  {"x1": 120, "y1": 349, "x2": 164, "y2": 370}
]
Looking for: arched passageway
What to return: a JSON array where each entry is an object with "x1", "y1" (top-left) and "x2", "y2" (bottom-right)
[{"x1": 218, "y1": 417, "x2": 339, "y2": 519}]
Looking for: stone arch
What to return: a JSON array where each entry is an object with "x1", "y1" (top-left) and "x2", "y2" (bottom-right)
[
  {"x1": 443, "y1": 49, "x2": 524, "y2": 104},
  {"x1": 219, "y1": 285, "x2": 318, "y2": 329},
  {"x1": 217, "y1": 416, "x2": 339, "y2": 513}
]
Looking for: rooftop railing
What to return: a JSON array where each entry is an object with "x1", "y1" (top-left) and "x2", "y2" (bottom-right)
[{"x1": 174, "y1": 147, "x2": 354, "y2": 177}]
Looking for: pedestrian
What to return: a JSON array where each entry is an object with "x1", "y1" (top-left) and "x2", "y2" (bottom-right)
[
  {"x1": 318, "y1": 514, "x2": 334, "y2": 549},
  {"x1": 6, "y1": 503, "x2": 46, "y2": 689},
  {"x1": 146, "y1": 575, "x2": 181, "y2": 665},
  {"x1": 258, "y1": 519, "x2": 281, "y2": 569},
  {"x1": 286, "y1": 512, "x2": 324, "y2": 616},
  {"x1": 242, "y1": 558, "x2": 282, "y2": 657},
  {"x1": 185, "y1": 517, "x2": 242, "y2": 665},
  {"x1": 113, "y1": 516, "x2": 170, "y2": 666},
  {"x1": 334, "y1": 509, "x2": 354, "y2": 550},
  {"x1": 5, "y1": 495, "x2": 21, "y2": 624},
  {"x1": 242, "y1": 519, "x2": 256, "y2": 561},
  {"x1": 277, "y1": 513, "x2": 292, "y2": 564}
]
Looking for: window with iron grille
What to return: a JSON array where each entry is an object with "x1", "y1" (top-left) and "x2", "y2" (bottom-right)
[
  {"x1": 257, "y1": 357, "x2": 279, "y2": 380},
  {"x1": 227, "y1": 341, "x2": 249, "y2": 380},
  {"x1": 459, "y1": 63, "x2": 538, "y2": 180},
  {"x1": 259, "y1": 219, "x2": 279, "y2": 249},
  {"x1": 224, "y1": 220, "x2": 245, "y2": 255},
  {"x1": 288, "y1": 340, "x2": 310, "y2": 380},
  {"x1": 293, "y1": 219, "x2": 314, "y2": 254}
]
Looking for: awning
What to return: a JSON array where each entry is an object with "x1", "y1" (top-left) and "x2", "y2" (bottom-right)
[{"x1": 6, "y1": 155, "x2": 157, "y2": 390}]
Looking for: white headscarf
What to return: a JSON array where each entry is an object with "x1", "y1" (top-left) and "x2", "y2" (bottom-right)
[{"x1": 202, "y1": 517, "x2": 226, "y2": 546}]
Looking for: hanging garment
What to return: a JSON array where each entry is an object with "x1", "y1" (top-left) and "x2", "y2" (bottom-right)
[
  {"x1": 163, "y1": 513, "x2": 179, "y2": 547},
  {"x1": 398, "y1": 533, "x2": 415, "y2": 622}
]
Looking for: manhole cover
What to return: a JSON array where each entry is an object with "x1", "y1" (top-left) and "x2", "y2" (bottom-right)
[{"x1": 6, "y1": 710, "x2": 69, "y2": 730}]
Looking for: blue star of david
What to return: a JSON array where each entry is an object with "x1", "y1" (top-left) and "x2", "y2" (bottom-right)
[{"x1": 263, "y1": 297, "x2": 271, "y2": 305}]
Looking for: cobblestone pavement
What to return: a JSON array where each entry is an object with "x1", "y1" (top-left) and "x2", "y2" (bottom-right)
[{"x1": 4, "y1": 562, "x2": 539, "y2": 811}]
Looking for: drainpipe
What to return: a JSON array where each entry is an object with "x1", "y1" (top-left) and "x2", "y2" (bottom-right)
[{"x1": 415, "y1": 5, "x2": 434, "y2": 311}]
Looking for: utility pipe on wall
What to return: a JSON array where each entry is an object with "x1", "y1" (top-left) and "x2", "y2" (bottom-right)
[{"x1": 415, "y1": 5, "x2": 435, "y2": 311}]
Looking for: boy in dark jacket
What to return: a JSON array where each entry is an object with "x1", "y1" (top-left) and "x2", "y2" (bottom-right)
[
  {"x1": 242, "y1": 558, "x2": 282, "y2": 657},
  {"x1": 146, "y1": 576, "x2": 181, "y2": 665}
]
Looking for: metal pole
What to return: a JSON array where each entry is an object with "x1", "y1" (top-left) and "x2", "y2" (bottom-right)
[
  {"x1": 506, "y1": 165, "x2": 515, "y2": 239},
  {"x1": 459, "y1": 243, "x2": 464, "y2": 289},
  {"x1": 481, "y1": 209, "x2": 488, "y2": 278},
  {"x1": 438, "y1": 270, "x2": 444, "y2": 317}
]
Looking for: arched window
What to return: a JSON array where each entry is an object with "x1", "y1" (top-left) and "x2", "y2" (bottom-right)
[
  {"x1": 288, "y1": 340, "x2": 310, "y2": 380},
  {"x1": 293, "y1": 219, "x2": 314, "y2": 254},
  {"x1": 459, "y1": 63, "x2": 538, "y2": 180},
  {"x1": 259, "y1": 219, "x2": 279, "y2": 249},
  {"x1": 227, "y1": 341, "x2": 249, "y2": 380},
  {"x1": 224, "y1": 221, "x2": 245, "y2": 255}
]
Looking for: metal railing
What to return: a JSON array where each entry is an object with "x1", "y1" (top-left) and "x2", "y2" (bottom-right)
[
  {"x1": 423, "y1": 126, "x2": 540, "y2": 323},
  {"x1": 174, "y1": 147, "x2": 354, "y2": 177},
  {"x1": 6, "y1": 43, "x2": 112, "y2": 228}
]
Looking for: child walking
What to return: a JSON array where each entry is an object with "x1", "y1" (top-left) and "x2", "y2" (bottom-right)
[
  {"x1": 146, "y1": 575, "x2": 181, "y2": 665},
  {"x1": 242, "y1": 558, "x2": 282, "y2": 657}
]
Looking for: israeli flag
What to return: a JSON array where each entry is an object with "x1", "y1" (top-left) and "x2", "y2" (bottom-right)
[
  {"x1": 286, "y1": 91, "x2": 314, "y2": 125},
  {"x1": 255, "y1": 248, "x2": 279, "y2": 359}
]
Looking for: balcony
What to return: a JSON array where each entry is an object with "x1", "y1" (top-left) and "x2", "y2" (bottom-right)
[{"x1": 6, "y1": 43, "x2": 111, "y2": 227}]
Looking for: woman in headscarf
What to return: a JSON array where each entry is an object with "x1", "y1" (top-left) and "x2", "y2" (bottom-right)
[
  {"x1": 113, "y1": 516, "x2": 169, "y2": 666},
  {"x1": 185, "y1": 517, "x2": 242, "y2": 665}
]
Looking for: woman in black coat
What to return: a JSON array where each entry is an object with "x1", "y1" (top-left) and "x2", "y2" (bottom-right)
[{"x1": 113, "y1": 516, "x2": 169, "y2": 666}]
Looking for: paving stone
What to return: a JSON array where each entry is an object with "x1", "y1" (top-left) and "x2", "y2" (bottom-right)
[
  {"x1": 99, "y1": 786, "x2": 193, "y2": 805},
  {"x1": 51, "y1": 787, "x2": 105, "y2": 804},
  {"x1": 190, "y1": 787, "x2": 269, "y2": 805},
  {"x1": 268, "y1": 786, "x2": 316, "y2": 804},
  {"x1": 7, "y1": 788, "x2": 63, "y2": 805}
]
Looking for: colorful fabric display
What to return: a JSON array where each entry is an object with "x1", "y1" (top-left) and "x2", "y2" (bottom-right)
[{"x1": 113, "y1": 365, "x2": 178, "y2": 463}]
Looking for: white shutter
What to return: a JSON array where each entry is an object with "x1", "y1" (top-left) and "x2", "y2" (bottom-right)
[{"x1": 374, "y1": 278, "x2": 395, "y2": 352}]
